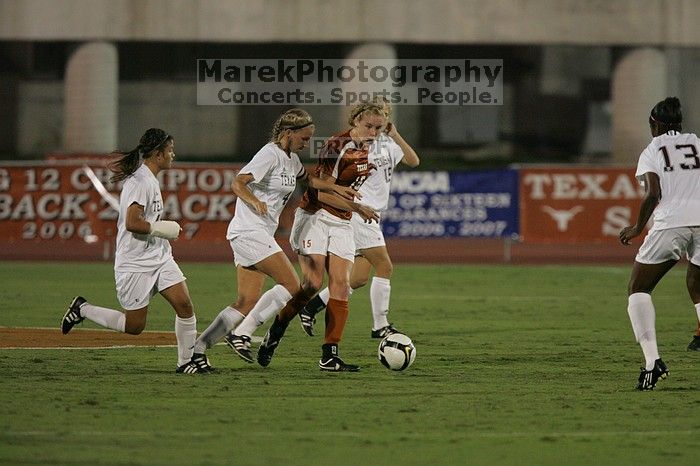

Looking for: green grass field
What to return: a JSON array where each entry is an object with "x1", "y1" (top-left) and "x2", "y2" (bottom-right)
[{"x1": 0, "y1": 261, "x2": 698, "y2": 465}]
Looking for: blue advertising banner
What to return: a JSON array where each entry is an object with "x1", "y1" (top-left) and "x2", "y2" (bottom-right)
[{"x1": 382, "y1": 170, "x2": 519, "y2": 237}]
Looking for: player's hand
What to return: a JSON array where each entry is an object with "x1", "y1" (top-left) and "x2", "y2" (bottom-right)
[
  {"x1": 333, "y1": 185, "x2": 360, "y2": 201},
  {"x1": 385, "y1": 122, "x2": 398, "y2": 138},
  {"x1": 619, "y1": 225, "x2": 641, "y2": 245},
  {"x1": 356, "y1": 205, "x2": 380, "y2": 223},
  {"x1": 251, "y1": 199, "x2": 268, "y2": 216}
]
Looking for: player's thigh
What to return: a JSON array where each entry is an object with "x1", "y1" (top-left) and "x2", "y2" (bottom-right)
[
  {"x1": 160, "y1": 281, "x2": 193, "y2": 318},
  {"x1": 156, "y1": 260, "x2": 191, "y2": 317},
  {"x1": 253, "y1": 251, "x2": 300, "y2": 294},
  {"x1": 350, "y1": 255, "x2": 372, "y2": 289},
  {"x1": 628, "y1": 260, "x2": 677, "y2": 294},
  {"x1": 359, "y1": 245, "x2": 393, "y2": 279}
]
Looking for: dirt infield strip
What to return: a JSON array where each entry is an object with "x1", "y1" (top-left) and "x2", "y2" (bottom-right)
[{"x1": 0, "y1": 327, "x2": 176, "y2": 349}]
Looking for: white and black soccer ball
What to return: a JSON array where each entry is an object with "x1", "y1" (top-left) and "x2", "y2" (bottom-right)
[{"x1": 378, "y1": 333, "x2": 416, "y2": 371}]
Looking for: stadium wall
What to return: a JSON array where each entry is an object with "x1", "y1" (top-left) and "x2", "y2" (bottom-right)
[{"x1": 0, "y1": 161, "x2": 642, "y2": 264}]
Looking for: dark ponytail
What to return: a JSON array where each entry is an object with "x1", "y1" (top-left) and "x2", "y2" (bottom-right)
[
  {"x1": 650, "y1": 97, "x2": 682, "y2": 131},
  {"x1": 109, "y1": 128, "x2": 172, "y2": 182}
]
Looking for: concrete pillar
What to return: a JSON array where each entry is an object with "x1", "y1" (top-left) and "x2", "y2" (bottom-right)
[
  {"x1": 611, "y1": 48, "x2": 667, "y2": 164},
  {"x1": 64, "y1": 42, "x2": 118, "y2": 153},
  {"x1": 339, "y1": 43, "x2": 398, "y2": 129}
]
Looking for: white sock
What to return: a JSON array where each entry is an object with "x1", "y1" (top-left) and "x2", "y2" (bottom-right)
[
  {"x1": 318, "y1": 287, "x2": 330, "y2": 305},
  {"x1": 193, "y1": 306, "x2": 244, "y2": 353},
  {"x1": 234, "y1": 285, "x2": 293, "y2": 337},
  {"x1": 627, "y1": 292, "x2": 659, "y2": 370},
  {"x1": 370, "y1": 277, "x2": 391, "y2": 330},
  {"x1": 81, "y1": 303, "x2": 126, "y2": 332},
  {"x1": 175, "y1": 315, "x2": 197, "y2": 367},
  {"x1": 695, "y1": 302, "x2": 700, "y2": 322}
]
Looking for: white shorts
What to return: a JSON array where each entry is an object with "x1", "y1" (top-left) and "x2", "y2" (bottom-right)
[
  {"x1": 351, "y1": 212, "x2": 386, "y2": 252},
  {"x1": 115, "y1": 259, "x2": 186, "y2": 310},
  {"x1": 635, "y1": 227, "x2": 700, "y2": 265},
  {"x1": 230, "y1": 231, "x2": 282, "y2": 268},
  {"x1": 290, "y1": 209, "x2": 355, "y2": 262}
]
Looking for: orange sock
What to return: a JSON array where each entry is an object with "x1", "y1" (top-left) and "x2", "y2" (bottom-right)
[
  {"x1": 324, "y1": 298, "x2": 349, "y2": 344},
  {"x1": 695, "y1": 319, "x2": 700, "y2": 337}
]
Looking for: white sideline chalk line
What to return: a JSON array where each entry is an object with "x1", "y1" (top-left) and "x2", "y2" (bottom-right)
[{"x1": 2, "y1": 429, "x2": 695, "y2": 439}]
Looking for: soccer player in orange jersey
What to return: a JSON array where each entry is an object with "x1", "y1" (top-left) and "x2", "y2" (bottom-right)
[{"x1": 256, "y1": 102, "x2": 384, "y2": 371}]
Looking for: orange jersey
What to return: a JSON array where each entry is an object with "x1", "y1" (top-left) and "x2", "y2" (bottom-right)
[{"x1": 299, "y1": 130, "x2": 375, "y2": 220}]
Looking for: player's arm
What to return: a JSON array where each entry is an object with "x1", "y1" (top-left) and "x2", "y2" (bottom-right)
[
  {"x1": 126, "y1": 203, "x2": 180, "y2": 239},
  {"x1": 301, "y1": 170, "x2": 359, "y2": 201},
  {"x1": 620, "y1": 172, "x2": 660, "y2": 245},
  {"x1": 386, "y1": 123, "x2": 420, "y2": 168},
  {"x1": 317, "y1": 172, "x2": 379, "y2": 223},
  {"x1": 232, "y1": 172, "x2": 268, "y2": 215},
  {"x1": 125, "y1": 203, "x2": 151, "y2": 234}
]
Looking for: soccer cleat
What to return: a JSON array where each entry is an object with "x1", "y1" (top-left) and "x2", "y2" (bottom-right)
[
  {"x1": 224, "y1": 333, "x2": 254, "y2": 363},
  {"x1": 371, "y1": 323, "x2": 399, "y2": 339},
  {"x1": 299, "y1": 295, "x2": 327, "y2": 337},
  {"x1": 319, "y1": 343, "x2": 360, "y2": 372},
  {"x1": 636, "y1": 358, "x2": 669, "y2": 390},
  {"x1": 687, "y1": 335, "x2": 700, "y2": 351},
  {"x1": 175, "y1": 359, "x2": 211, "y2": 374},
  {"x1": 299, "y1": 309, "x2": 316, "y2": 336},
  {"x1": 257, "y1": 329, "x2": 282, "y2": 367},
  {"x1": 190, "y1": 353, "x2": 215, "y2": 372},
  {"x1": 61, "y1": 296, "x2": 86, "y2": 334},
  {"x1": 319, "y1": 356, "x2": 360, "y2": 372}
]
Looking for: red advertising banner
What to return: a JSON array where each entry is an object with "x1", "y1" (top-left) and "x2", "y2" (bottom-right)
[
  {"x1": 0, "y1": 161, "x2": 248, "y2": 260},
  {"x1": 519, "y1": 167, "x2": 644, "y2": 243}
]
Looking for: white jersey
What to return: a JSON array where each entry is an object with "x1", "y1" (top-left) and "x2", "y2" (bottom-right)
[
  {"x1": 636, "y1": 131, "x2": 700, "y2": 230},
  {"x1": 227, "y1": 142, "x2": 306, "y2": 238},
  {"x1": 114, "y1": 164, "x2": 172, "y2": 272},
  {"x1": 358, "y1": 134, "x2": 404, "y2": 211}
]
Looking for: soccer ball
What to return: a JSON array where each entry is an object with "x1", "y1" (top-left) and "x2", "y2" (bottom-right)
[{"x1": 378, "y1": 333, "x2": 416, "y2": 371}]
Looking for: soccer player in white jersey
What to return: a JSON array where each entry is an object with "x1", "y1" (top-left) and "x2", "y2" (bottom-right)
[
  {"x1": 61, "y1": 128, "x2": 210, "y2": 374},
  {"x1": 299, "y1": 99, "x2": 420, "y2": 339},
  {"x1": 620, "y1": 97, "x2": 700, "y2": 389},
  {"x1": 190, "y1": 109, "x2": 359, "y2": 364}
]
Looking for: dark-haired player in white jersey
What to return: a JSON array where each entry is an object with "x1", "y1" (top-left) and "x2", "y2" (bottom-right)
[
  {"x1": 298, "y1": 99, "x2": 420, "y2": 339},
  {"x1": 61, "y1": 129, "x2": 209, "y2": 374},
  {"x1": 620, "y1": 97, "x2": 700, "y2": 389}
]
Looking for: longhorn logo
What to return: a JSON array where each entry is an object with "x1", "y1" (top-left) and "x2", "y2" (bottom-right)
[{"x1": 541, "y1": 205, "x2": 584, "y2": 231}]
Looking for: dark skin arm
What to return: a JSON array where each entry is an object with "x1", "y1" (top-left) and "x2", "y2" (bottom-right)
[{"x1": 620, "y1": 172, "x2": 660, "y2": 245}]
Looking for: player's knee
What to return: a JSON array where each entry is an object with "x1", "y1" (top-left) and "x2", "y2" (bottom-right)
[
  {"x1": 174, "y1": 299, "x2": 194, "y2": 319},
  {"x1": 350, "y1": 277, "x2": 368, "y2": 289},
  {"x1": 302, "y1": 280, "x2": 321, "y2": 297},
  {"x1": 125, "y1": 319, "x2": 146, "y2": 335},
  {"x1": 375, "y1": 258, "x2": 393, "y2": 278}
]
